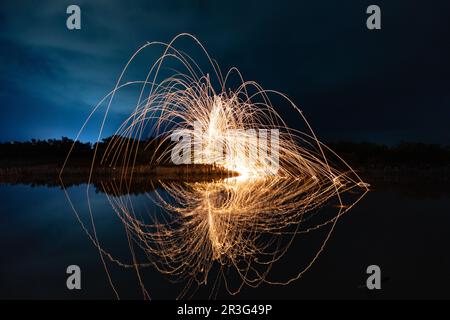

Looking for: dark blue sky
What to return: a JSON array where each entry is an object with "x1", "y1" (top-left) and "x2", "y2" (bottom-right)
[{"x1": 1, "y1": 0, "x2": 449, "y2": 144}]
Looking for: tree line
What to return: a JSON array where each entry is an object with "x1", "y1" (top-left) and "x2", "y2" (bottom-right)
[
  {"x1": 0, "y1": 137, "x2": 449, "y2": 167},
  {"x1": 0, "y1": 136, "x2": 173, "y2": 167}
]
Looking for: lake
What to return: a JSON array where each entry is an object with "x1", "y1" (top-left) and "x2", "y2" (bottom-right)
[{"x1": 1, "y1": 179, "x2": 449, "y2": 299}]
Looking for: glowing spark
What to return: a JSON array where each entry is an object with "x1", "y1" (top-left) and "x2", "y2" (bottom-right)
[{"x1": 61, "y1": 33, "x2": 369, "y2": 299}]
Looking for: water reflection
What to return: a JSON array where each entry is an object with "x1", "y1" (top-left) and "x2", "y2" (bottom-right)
[
  {"x1": 58, "y1": 169, "x2": 368, "y2": 298},
  {"x1": 1, "y1": 178, "x2": 450, "y2": 299}
]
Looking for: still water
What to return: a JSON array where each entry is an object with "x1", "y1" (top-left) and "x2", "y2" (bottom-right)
[{"x1": 1, "y1": 181, "x2": 449, "y2": 299}]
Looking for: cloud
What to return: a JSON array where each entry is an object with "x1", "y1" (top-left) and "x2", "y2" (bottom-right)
[{"x1": 0, "y1": 0, "x2": 449, "y2": 143}]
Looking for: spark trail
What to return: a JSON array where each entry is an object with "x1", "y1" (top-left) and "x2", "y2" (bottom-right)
[{"x1": 60, "y1": 33, "x2": 369, "y2": 299}]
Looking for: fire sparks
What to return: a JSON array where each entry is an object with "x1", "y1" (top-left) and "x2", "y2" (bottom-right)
[{"x1": 61, "y1": 33, "x2": 369, "y2": 299}]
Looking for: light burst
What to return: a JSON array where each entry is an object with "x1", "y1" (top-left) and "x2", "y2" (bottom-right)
[{"x1": 61, "y1": 33, "x2": 369, "y2": 299}]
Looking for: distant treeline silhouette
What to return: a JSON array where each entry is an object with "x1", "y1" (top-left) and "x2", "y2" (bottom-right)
[
  {"x1": 328, "y1": 142, "x2": 450, "y2": 167},
  {"x1": 0, "y1": 136, "x2": 236, "y2": 187},
  {"x1": 0, "y1": 136, "x2": 173, "y2": 167},
  {"x1": 0, "y1": 137, "x2": 449, "y2": 168}
]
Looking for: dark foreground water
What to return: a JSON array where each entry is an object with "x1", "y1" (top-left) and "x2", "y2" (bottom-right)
[{"x1": 0, "y1": 181, "x2": 449, "y2": 300}]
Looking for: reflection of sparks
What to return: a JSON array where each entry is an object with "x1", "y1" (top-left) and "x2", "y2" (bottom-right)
[{"x1": 60, "y1": 33, "x2": 369, "y2": 299}]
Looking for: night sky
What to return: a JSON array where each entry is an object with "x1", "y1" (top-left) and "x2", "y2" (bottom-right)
[{"x1": 1, "y1": 0, "x2": 449, "y2": 144}]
